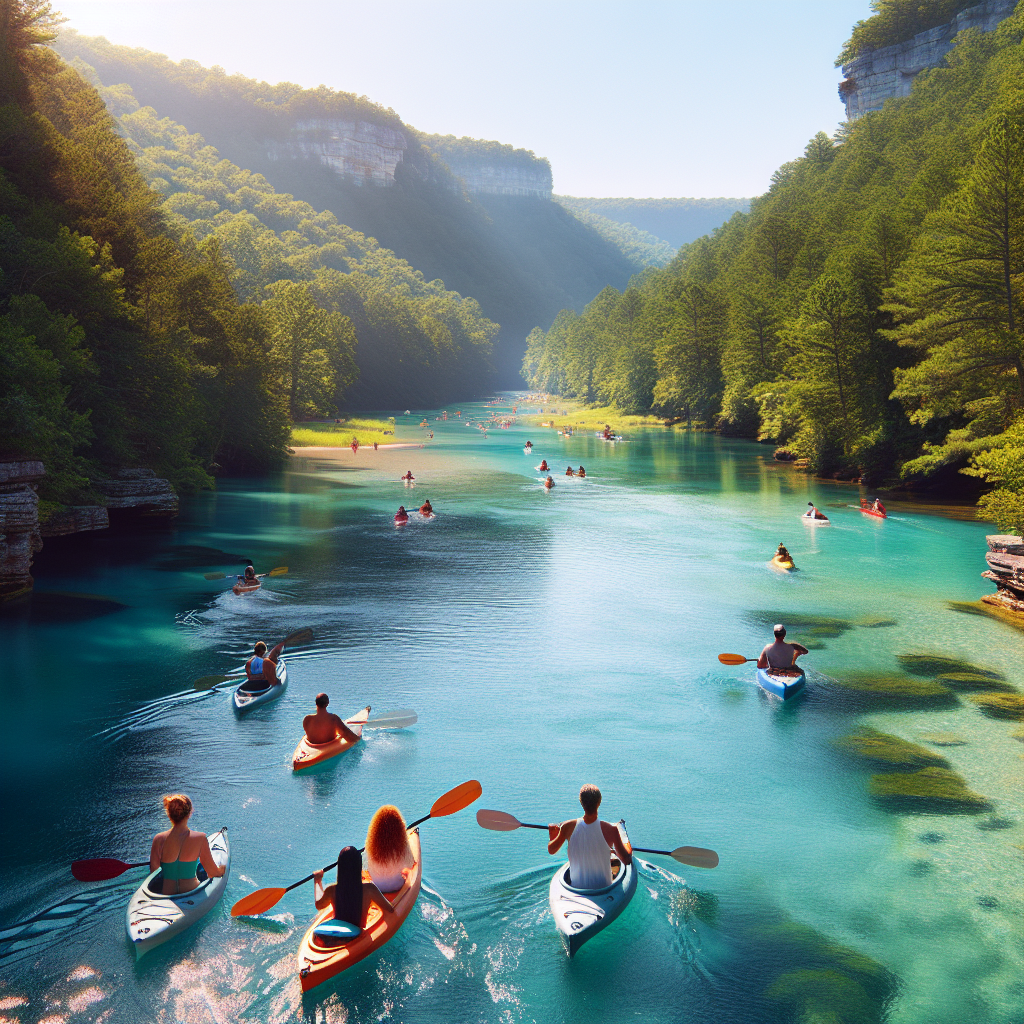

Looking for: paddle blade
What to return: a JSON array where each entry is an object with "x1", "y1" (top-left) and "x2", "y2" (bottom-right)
[
  {"x1": 203, "y1": 572, "x2": 227, "y2": 581},
  {"x1": 194, "y1": 674, "x2": 241, "y2": 691},
  {"x1": 363, "y1": 711, "x2": 417, "y2": 730},
  {"x1": 231, "y1": 887, "x2": 287, "y2": 917},
  {"x1": 670, "y1": 846, "x2": 719, "y2": 869},
  {"x1": 282, "y1": 627, "x2": 314, "y2": 648},
  {"x1": 268, "y1": 566, "x2": 289, "y2": 577},
  {"x1": 430, "y1": 780, "x2": 482, "y2": 819},
  {"x1": 476, "y1": 809, "x2": 522, "y2": 832},
  {"x1": 72, "y1": 858, "x2": 146, "y2": 881},
  {"x1": 718, "y1": 653, "x2": 752, "y2": 665}
]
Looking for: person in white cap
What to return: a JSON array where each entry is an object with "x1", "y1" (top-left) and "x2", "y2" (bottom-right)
[{"x1": 757, "y1": 624, "x2": 808, "y2": 670}]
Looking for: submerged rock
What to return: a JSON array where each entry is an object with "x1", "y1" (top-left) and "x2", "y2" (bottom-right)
[
  {"x1": 836, "y1": 728, "x2": 949, "y2": 770},
  {"x1": 968, "y1": 692, "x2": 1024, "y2": 721},
  {"x1": 854, "y1": 615, "x2": 898, "y2": 628},
  {"x1": 747, "y1": 610, "x2": 853, "y2": 634},
  {"x1": 897, "y1": 653, "x2": 1002, "y2": 679},
  {"x1": 829, "y1": 673, "x2": 959, "y2": 710},
  {"x1": 936, "y1": 672, "x2": 1018, "y2": 693},
  {"x1": 945, "y1": 600, "x2": 988, "y2": 617},
  {"x1": 918, "y1": 832, "x2": 945, "y2": 844},
  {"x1": 869, "y1": 768, "x2": 992, "y2": 814},
  {"x1": 765, "y1": 969, "x2": 877, "y2": 1023},
  {"x1": 917, "y1": 733, "x2": 967, "y2": 747},
  {"x1": 976, "y1": 816, "x2": 1014, "y2": 831}
]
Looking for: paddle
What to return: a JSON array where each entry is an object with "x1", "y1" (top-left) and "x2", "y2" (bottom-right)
[
  {"x1": 203, "y1": 566, "x2": 288, "y2": 581},
  {"x1": 475, "y1": 809, "x2": 719, "y2": 869},
  {"x1": 358, "y1": 709, "x2": 418, "y2": 730},
  {"x1": 193, "y1": 627, "x2": 315, "y2": 690},
  {"x1": 718, "y1": 653, "x2": 756, "y2": 665},
  {"x1": 230, "y1": 779, "x2": 482, "y2": 917},
  {"x1": 71, "y1": 858, "x2": 149, "y2": 882}
]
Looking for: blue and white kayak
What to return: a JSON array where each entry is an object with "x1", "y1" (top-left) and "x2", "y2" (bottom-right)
[
  {"x1": 126, "y1": 829, "x2": 230, "y2": 959},
  {"x1": 548, "y1": 820, "x2": 637, "y2": 957},
  {"x1": 756, "y1": 666, "x2": 806, "y2": 699},
  {"x1": 232, "y1": 658, "x2": 287, "y2": 714}
]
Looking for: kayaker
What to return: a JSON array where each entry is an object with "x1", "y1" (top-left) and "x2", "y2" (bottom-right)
[
  {"x1": 547, "y1": 784, "x2": 632, "y2": 889},
  {"x1": 539, "y1": 460, "x2": 549, "y2": 472},
  {"x1": 873, "y1": 498, "x2": 886, "y2": 515},
  {"x1": 757, "y1": 624, "x2": 809, "y2": 670},
  {"x1": 577, "y1": 466, "x2": 586, "y2": 478},
  {"x1": 775, "y1": 543, "x2": 792, "y2": 561},
  {"x1": 237, "y1": 564, "x2": 258, "y2": 585},
  {"x1": 544, "y1": 476, "x2": 555, "y2": 489},
  {"x1": 149, "y1": 794, "x2": 226, "y2": 896},
  {"x1": 244, "y1": 639, "x2": 284, "y2": 687},
  {"x1": 565, "y1": 465, "x2": 574, "y2": 476},
  {"x1": 419, "y1": 500, "x2": 433, "y2": 515},
  {"x1": 395, "y1": 506, "x2": 409, "y2": 522},
  {"x1": 303, "y1": 693, "x2": 366, "y2": 746},
  {"x1": 312, "y1": 806, "x2": 416, "y2": 922},
  {"x1": 806, "y1": 501, "x2": 827, "y2": 520},
  {"x1": 402, "y1": 471, "x2": 415, "y2": 481},
  {"x1": 525, "y1": 441, "x2": 533, "y2": 450}
]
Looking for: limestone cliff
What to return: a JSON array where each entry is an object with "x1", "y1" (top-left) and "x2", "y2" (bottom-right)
[
  {"x1": 838, "y1": 0, "x2": 1016, "y2": 119},
  {"x1": 267, "y1": 120, "x2": 408, "y2": 185}
]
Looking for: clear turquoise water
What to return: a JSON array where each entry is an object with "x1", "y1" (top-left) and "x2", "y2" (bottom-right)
[{"x1": 2, "y1": 401, "x2": 1022, "y2": 1023}]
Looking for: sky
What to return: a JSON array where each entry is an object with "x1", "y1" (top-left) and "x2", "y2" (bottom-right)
[{"x1": 55, "y1": 0, "x2": 873, "y2": 199}]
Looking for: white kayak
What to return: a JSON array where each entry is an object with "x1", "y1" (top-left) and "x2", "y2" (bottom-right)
[
  {"x1": 548, "y1": 820, "x2": 637, "y2": 957},
  {"x1": 802, "y1": 510, "x2": 830, "y2": 525},
  {"x1": 126, "y1": 829, "x2": 230, "y2": 959},
  {"x1": 232, "y1": 658, "x2": 288, "y2": 714}
]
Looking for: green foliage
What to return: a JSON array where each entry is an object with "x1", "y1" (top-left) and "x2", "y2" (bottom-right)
[
  {"x1": 968, "y1": 691, "x2": 1024, "y2": 719},
  {"x1": 837, "y1": 1, "x2": 984, "y2": 67},
  {"x1": 836, "y1": 727, "x2": 949, "y2": 769},
  {"x1": 524, "y1": 5, "x2": 1024, "y2": 505},
  {"x1": 558, "y1": 203, "x2": 676, "y2": 270}
]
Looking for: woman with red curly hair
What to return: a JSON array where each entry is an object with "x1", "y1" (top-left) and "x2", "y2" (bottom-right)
[
  {"x1": 149, "y1": 794, "x2": 225, "y2": 896},
  {"x1": 313, "y1": 806, "x2": 417, "y2": 927}
]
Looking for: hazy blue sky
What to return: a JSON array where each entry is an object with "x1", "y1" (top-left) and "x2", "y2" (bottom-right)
[{"x1": 57, "y1": 0, "x2": 872, "y2": 198}]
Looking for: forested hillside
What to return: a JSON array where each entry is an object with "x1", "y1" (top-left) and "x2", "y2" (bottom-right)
[
  {"x1": 555, "y1": 197, "x2": 751, "y2": 249},
  {"x1": 53, "y1": 31, "x2": 638, "y2": 383},
  {"x1": 524, "y1": 4, "x2": 1024, "y2": 530},
  {"x1": 0, "y1": 1, "x2": 293, "y2": 500}
]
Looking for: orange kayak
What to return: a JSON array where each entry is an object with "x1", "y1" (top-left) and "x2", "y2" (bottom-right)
[
  {"x1": 298, "y1": 830, "x2": 422, "y2": 992},
  {"x1": 232, "y1": 579, "x2": 261, "y2": 595},
  {"x1": 292, "y1": 707, "x2": 370, "y2": 771}
]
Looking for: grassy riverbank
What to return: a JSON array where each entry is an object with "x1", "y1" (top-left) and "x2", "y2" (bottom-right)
[
  {"x1": 517, "y1": 402, "x2": 666, "y2": 433},
  {"x1": 290, "y1": 419, "x2": 417, "y2": 448}
]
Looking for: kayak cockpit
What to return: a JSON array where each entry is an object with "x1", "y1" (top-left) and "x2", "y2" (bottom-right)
[{"x1": 562, "y1": 857, "x2": 623, "y2": 894}]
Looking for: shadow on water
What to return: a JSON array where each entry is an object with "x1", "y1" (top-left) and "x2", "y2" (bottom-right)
[{"x1": 0, "y1": 591, "x2": 130, "y2": 623}]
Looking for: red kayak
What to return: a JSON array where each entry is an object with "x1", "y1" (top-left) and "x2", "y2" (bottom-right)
[
  {"x1": 395, "y1": 513, "x2": 409, "y2": 524},
  {"x1": 860, "y1": 499, "x2": 887, "y2": 519}
]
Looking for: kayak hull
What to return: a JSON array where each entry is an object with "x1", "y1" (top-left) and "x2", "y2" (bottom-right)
[
  {"x1": 860, "y1": 505, "x2": 887, "y2": 519},
  {"x1": 292, "y1": 706, "x2": 369, "y2": 770},
  {"x1": 126, "y1": 829, "x2": 229, "y2": 959},
  {"x1": 757, "y1": 667, "x2": 806, "y2": 699},
  {"x1": 548, "y1": 823, "x2": 637, "y2": 958},
  {"x1": 770, "y1": 556, "x2": 797, "y2": 572},
  {"x1": 298, "y1": 831, "x2": 421, "y2": 992},
  {"x1": 233, "y1": 580, "x2": 261, "y2": 595},
  {"x1": 232, "y1": 659, "x2": 287, "y2": 714},
  {"x1": 801, "y1": 512, "x2": 830, "y2": 525}
]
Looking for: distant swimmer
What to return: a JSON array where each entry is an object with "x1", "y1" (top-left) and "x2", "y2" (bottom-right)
[{"x1": 544, "y1": 476, "x2": 555, "y2": 490}]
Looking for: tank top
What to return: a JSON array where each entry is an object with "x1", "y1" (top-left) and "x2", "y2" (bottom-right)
[
  {"x1": 568, "y1": 818, "x2": 612, "y2": 889},
  {"x1": 249, "y1": 656, "x2": 264, "y2": 677}
]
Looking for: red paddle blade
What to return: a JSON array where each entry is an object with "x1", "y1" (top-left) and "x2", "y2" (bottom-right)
[
  {"x1": 231, "y1": 887, "x2": 287, "y2": 917},
  {"x1": 71, "y1": 858, "x2": 146, "y2": 881},
  {"x1": 430, "y1": 780, "x2": 482, "y2": 818}
]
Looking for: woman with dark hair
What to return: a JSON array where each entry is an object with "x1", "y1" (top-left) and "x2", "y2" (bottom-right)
[
  {"x1": 149, "y1": 794, "x2": 226, "y2": 896},
  {"x1": 312, "y1": 806, "x2": 417, "y2": 926}
]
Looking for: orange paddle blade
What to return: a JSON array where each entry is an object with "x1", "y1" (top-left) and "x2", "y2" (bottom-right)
[
  {"x1": 231, "y1": 886, "x2": 287, "y2": 917},
  {"x1": 718, "y1": 653, "x2": 752, "y2": 665},
  {"x1": 430, "y1": 780, "x2": 482, "y2": 818}
]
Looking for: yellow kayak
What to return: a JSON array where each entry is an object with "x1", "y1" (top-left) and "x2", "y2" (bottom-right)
[{"x1": 770, "y1": 555, "x2": 797, "y2": 572}]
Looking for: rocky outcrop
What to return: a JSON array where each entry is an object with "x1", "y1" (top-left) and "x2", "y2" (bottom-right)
[
  {"x1": 267, "y1": 120, "x2": 407, "y2": 185},
  {"x1": 441, "y1": 159, "x2": 552, "y2": 198},
  {"x1": 0, "y1": 462, "x2": 44, "y2": 601},
  {"x1": 981, "y1": 534, "x2": 1024, "y2": 615},
  {"x1": 0, "y1": 465, "x2": 178, "y2": 601},
  {"x1": 838, "y1": 0, "x2": 1016, "y2": 120}
]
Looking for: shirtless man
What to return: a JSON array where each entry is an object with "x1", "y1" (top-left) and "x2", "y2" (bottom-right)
[
  {"x1": 303, "y1": 693, "x2": 365, "y2": 745},
  {"x1": 547, "y1": 784, "x2": 632, "y2": 889},
  {"x1": 756, "y1": 624, "x2": 808, "y2": 671},
  {"x1": 243, "y1": 639, "x2": 285, "y2": 689}
]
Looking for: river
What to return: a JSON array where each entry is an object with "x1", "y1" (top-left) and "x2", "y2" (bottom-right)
[{"x1": 2, "y1": 400, "x2": 1021, "y2": 1024}]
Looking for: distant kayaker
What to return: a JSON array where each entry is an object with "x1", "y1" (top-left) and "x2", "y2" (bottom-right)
[
  {"x1": 395, "y1": 506, "x2": 409, "y2": 523},
  {"x1": 525, "y1": 441, "x2": 533, "y2": 450},
  {"x1": 757, "y1": 624, "x2": 809, "y2": 670},
  {"x1": 304, "y1": 693, "x2": 365, "y2": 745},
  {"x1": 402, "y1": 471, "x2": 415, "y2": 481},
  {"x1": 547, "y1": 784, "x2": 632, "y2": 889},
  {"x1": 873, "y1": 498, "x2": 886, "y2": 515},
  {"x1": 539, "y1": 460, "x2": 549, "y2": 472},
  {"x1": 238, "y1": 564, "x2": 258, "y2": 585},
  {"x1": 244, "y1": 639, "x2": 284, "y2": 687},
  {"x1": 565, "y1": 465, "x2": 574, "y2": 476},
  {"x1": 806, "y1": 502, "x2": 827, "y2": 520},
  {"x1": 544, "y1": 476, "x2": 555, "y2": 489},
  {"x1": 775, "y1": 543, "x2": 792, "y2": 561},
  {"x1": 577, "y1": 466, "x2": 586, "y2": 478},
  {"x1": 419, "y1": 500, "x2": 433, "y2": 515},
  {"x1": 150, "y1": 794, "x2": 226, "y2": 896},
  {"x1": 313, "y1": 806, "x2": 417, "y2": 924}
]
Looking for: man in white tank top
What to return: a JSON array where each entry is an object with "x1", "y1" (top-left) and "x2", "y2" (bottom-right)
[{"x1": 547, "y1": 784, "x2": 632, "y2": 889}]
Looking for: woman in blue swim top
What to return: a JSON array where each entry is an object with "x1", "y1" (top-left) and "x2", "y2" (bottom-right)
[
  {"x1": 149, "y1": 794, "x2": 225, "y2": 895},
  {"x1": 244, "y1": 639, "x2": 285, "y2": 689}
]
